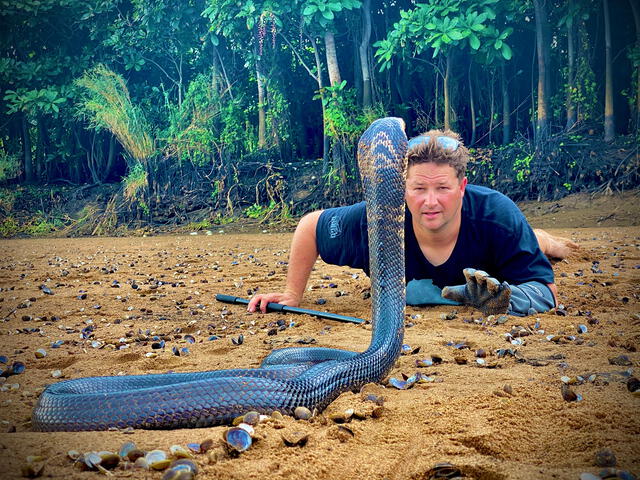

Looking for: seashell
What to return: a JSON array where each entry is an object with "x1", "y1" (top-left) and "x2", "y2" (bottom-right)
[
  {"x1": 580, "y1": 473, "x2": 601, "y2": 480},
  {"x1": 237, "y1": 423, "x2": 255, "y2": 436},
  {"x1": 51, "y1": 370, "x2": 63, "y2": 378},
  {"x1": 126, "y1": 448, "x2": 146, "y2": 462},
  {"x1": 577, "y1": 324, "x2": 588, "y2": 334},
  {"x1": 388, "y1": 376, "x2": 415, "y2": 390},
  {"x1": 271, "y1": 410, "x2": 284, "y2": 420},
  {"x1": 561, "y1": 384, "x2": 582, "y2": 402},
  {"x1": 34, "y1": 349, "x2": 47, "y2": 359},
  {"x1": 145, "y1": 450, "x2": 171, "y2": 470},
  {"x1": 169, "y1": 459, "x2": 198, "y2": 474},
  {"x1": 118, "y1": 441, "x2": 136, "y2": 459},
  {"x1": 335, "y1": 425, "x2": 354, "y2": 442},
  {"x1": 0, "y1": 355, "x2": 7, "y2": 364},
  {"x1": 21, "y1": 458, "x2": 45, "y2": 478},
  {"x1": 186, "y1": 443, "x2": 202, "y2": 454},
  {"x1": 363, "y1": 394, "x2": 384, "y2": 406},
  {"x1": 81, "y1": 452, "x2": 103, "y2": 470},
  {"x1": 503, "y1": 384, "x2": 513, "y2": 395},
  {"x1": 199, "y1": 439, "x2": 214, "y2": 453},
  {"x1": 67, "y1": 450, "x2": 81, "y2": 461},
  {"x1": 97, "y1": 451, "x2": 120, "y2": 470},
  {"x1": 282, "y1": 430, "x2": 310, "y2": 447},
  {"x1": 223, "y1": 427, "x2": 252, "y2": 453},
  {"x1": 475, "y1": 348, "x2": 487, "y2": 358},
  {"x1": 595, "y1": 448, "x2": 617, "y2": 468},
  {"x1": 162, "y1": 467, "x2": 195, "y2": 480},
  {"x1": 169, "y1": 445, "x2": 192, "y2": 459},
  {"x1": 242, "y1": 411, "x2": 260, "y2": 425},
  {"x1": 626, "y1": 377, "x2": 640, "y2": 394},
  {"x1": 609, "y1": 355, "x2": 632, "y2": 366},
  {"x1": 426, "y1": 462, "x2": 462, "y2": 478},
  {"x1": 415, "y1": 358, "x2": 433, "y2": 367},
  {"x1": 294, "y1": 406, "x2": 312, "y2": 420},
  {"x1": 415, "y1": 373, "x2": 435, "y2": 383},
  {"x1": 328, "y1": 411, "x2": 351, "y2": 424},
  {"x1": 11, "y1": 361, "x2": 25, "y2": 375},
  {"x1": 184, "y1": 335, "x2": 196, "y2": 344}
]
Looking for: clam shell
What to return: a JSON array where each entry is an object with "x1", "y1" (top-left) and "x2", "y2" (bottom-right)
[
  {"x1": 282, "y1": 430, "x2": 309, "y2": 447},
  {"x1": 223, "y1": 427, "x2": 252, "y2": 453},
  {"x1": 169, "y1": 445, "x2": 192, "y2": 459},
  {"x1": 293, "y1": 406, "x2": 312, "y2": 420}
]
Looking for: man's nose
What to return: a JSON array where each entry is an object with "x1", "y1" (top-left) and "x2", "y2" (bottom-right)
[{"x1": 424, "y1": 190, "x2": 438, "y2": 206}]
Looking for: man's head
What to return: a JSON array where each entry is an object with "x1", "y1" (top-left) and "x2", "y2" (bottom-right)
[
  {"x1": 406, "y1": 129, "x2": 469, "y2": 181},
  {"x1": 404, "y1": 129, "x2": 469, "y2": 235}
]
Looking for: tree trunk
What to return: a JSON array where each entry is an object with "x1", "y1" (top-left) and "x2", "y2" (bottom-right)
[
  {"x1": 256, "y1": 63, "x2": 267, "y2": 148},
  {"x1": 444, "y1": 55, "x2": 451, "y2": 131},
  {"x1": 603, "y1": 0, "x2": 615, "y2": 142},
  {"x1": 566, "y1": 0, "x2": 577, "y2": 131},
  {"x1": 628, "y1": 0, "x2": 639, "y2": 132},
  {"x1": 469, "y1": 64, "x2": 476, "y2": 145},
  {"x1": 502, "y1": 63, "x2": 511, "y2": 145},
  {"x1": 105, "y1": 134, "x2": 116, "y2": 182},
  {"x1": 489, "y1": 72, "x2": 494, "y2": 144},
  {"x1": 359, "y1": 0, "x2": 372, "y2": 108},
  {"x1": 21, "y1": 114, "x2": 34, "y2": 182},
  {"x1": 533, "y1": 0, "x2": 551, "y2": 147},
  {"x1": 324, "y1": 30, "x2": 342, "y2": 87}
]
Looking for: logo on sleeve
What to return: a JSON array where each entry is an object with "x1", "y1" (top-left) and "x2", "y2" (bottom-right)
[{"x1": 329, "y1": 216, "x2": 341, "y2": 238}]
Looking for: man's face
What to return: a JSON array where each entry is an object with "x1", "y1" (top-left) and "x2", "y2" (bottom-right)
[{"x1": 405, "y1": 162, "x2": 467, "y2": 233}]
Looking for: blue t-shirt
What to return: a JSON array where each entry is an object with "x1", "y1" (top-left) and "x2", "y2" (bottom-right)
[{"x1": 316, "y1": 184, "x2": 554, "y2": 288}]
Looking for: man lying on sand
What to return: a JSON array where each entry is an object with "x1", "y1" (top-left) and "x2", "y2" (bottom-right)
[{"x1": 249, "y1": 130, "x2": 579, "y2": 317}]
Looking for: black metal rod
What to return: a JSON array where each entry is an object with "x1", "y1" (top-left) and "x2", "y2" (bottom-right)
[{"x1": 215, "y1": 294, "x2": 364, "y2": 324}]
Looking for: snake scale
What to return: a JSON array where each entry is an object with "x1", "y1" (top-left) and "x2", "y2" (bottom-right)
[{"x1": 32, "y1": 117, "x2": 408, "y2": 431}]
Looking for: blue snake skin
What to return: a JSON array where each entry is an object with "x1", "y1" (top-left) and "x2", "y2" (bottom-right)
[{"x1": 31, "y1": 117, "x2": 408, "y2": 431}]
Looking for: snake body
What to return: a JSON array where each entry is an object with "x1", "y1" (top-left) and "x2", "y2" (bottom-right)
[{"x1": 32, "y1": 118, "x2": 408, "y2": 431}]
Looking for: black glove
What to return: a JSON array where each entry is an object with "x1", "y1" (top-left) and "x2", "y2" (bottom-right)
[{"x1": 441, "y1": 268, "x2": 511, "y2": 316}]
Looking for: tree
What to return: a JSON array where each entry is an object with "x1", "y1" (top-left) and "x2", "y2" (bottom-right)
[
  {"x1": 532, "y1": 0, "x2": 551, "y2": 147},
  {"x1": 375, "y1": 0, "x2": 513, "y2": 132},
  {"x1": 603, "y1": 0, "x2": 615, "y2": 142}
]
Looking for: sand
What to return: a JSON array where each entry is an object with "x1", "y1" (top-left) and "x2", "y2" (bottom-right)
[{"x1": 0, "y1": 191, "x2": 638, "y2": 480}]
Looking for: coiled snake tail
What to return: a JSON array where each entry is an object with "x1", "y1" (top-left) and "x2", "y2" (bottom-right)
[{"x1": 31, "y1": 117, "x2": 408, "y2": 431}]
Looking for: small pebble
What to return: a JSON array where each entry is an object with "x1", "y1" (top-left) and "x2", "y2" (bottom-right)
[{"x1": 594, "y1": 448, "x2": 616, "y2": 468}]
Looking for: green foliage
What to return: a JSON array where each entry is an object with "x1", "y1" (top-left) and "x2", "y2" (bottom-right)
[
  {"x1": 3, "y1": 87, "x2": 67, "y2": 116},
  {"x1": 75, "y1": 65, "x2": 155, "y2": 162},
  {"x1": 315, "y1": 82, "x2": 383, "y2": 141},
  {"x1": 244, "y1": 200, "x2": 275, "y2": 219},
  {"x1": 122, "y1": 162, "x2": 148, "y2": 205},
  {"x1": 513, "y1": 152, "x2": 533, "y2": 183},
  {"x1": 374, "y1": 0, "x2": 513, "y2": 71},
  {"x1": 0, "y1": 188, "x2": 19, "y2": 213},
  {"x1": 0, "y1": 150, "x2": 21, "y2": 183},
  {"x1": 0, "y1": 217, "x2": 19, "y2": 237},
  {"x1": 301, "y1": 0, "x2": 362, "y2": 30},
  {"x1": 187, "y1": 219, "x2": 212, "y2": 230}
]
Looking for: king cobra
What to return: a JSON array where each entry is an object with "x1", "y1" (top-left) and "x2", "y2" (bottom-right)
[{"x1": 32, "y1": 118, "x2": 408, "y2": 431}]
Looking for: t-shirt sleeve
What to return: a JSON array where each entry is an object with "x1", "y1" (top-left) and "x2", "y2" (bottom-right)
[
  {"x1": 316, "y1": 202, "x2": 370, "y2": 274},
  {"x1": 490, "y1": 209, "x2": 554, "y2": 286}
]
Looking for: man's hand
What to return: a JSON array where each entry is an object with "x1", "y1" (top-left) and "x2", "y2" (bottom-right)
[
  {"x1": 247, "y1": 291, "x2": 301, "y2": 313},
  {"x1": 441, "y1": 268, "x2": 511, "y2": 316}
]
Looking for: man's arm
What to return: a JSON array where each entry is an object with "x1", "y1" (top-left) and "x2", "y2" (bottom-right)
[{"x1": 247, "y1": 210, "x2": 323, "y2": 313}]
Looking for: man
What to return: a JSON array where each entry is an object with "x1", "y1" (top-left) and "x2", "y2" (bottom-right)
[{"x1": 248, "y1": 129, "x2": 576, "y2": 317}]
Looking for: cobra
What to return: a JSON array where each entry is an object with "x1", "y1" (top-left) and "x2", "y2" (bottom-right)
[{"x1": 31, "y1": 117, "x2": 408, "y2": 431}]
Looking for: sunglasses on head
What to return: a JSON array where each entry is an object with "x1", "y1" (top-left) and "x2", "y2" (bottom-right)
[{"x1": 407, "y1": 135, "x2": 460, "y2": 152}]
